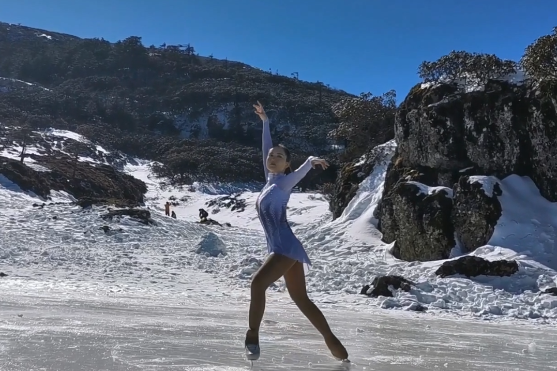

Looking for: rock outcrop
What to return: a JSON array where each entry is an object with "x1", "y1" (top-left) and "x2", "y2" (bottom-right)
[
  {"x1": 382, "y1": 182, "x2": 454, "y2": 261},
  {"x1": 101, "y1": 209, "x2": 153, "y2": 225},
  {"x1": 360, "y1": 275, "x2": 414, "y2": 297},
  {"x1": 375, "y1": 79, "x2": 557, "y2": 262},
  {"x1": 435, "y1": 256, "x2": 519, "y2": 278},
  {"x1": 396, "y1": 80, "x2": 557, "y2": 200},
  {"x1": 452, "y1": 176, "x2": 502, "y2": 252},
  {"x1": 0, "y1": 155, "x2": 146, "y2": 207}
]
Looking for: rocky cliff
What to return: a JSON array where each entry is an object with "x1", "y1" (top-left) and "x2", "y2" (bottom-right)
[{"x1": 373, "y1": 78, "x2": 557, "y2": 261}]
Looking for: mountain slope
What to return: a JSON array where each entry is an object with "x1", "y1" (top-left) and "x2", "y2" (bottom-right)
[{"x1": 0, "y1": 21, "x2": 354, "y2": 185}]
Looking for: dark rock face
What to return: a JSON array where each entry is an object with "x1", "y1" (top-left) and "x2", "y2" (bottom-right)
[
  {"x1": 382, "y1": 181, "x2": 455, "y2": 262},
  {"x1": 396, "y1": 80, "x2": 557, "y2": 201},
  {"x1": 435, "y1": 256, "x2": 519, "y2": 278},
  {"x1": 360, "y1": 275, "x2": 413, "y2": 297},
  {"x1": 0, "y1": 155, "x2": 146, "y2": 207},
  {"x1": 376, "y1": 79, "x2": 557, "y2": 262},
  {"x1": 541, "y1": 287, "x2": 557, "y2": 296},
  {"x1": 452, "y1": 176, "x2": 503, "y2": 252}
]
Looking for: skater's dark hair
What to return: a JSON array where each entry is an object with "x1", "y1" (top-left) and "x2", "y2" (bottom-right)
[{"x1": 274, "y1": 144, "x2": 292, "y2": 175}]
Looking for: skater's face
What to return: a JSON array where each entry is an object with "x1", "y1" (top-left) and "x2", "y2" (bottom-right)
[{"x1": 266, "y1": 146, "x2": 290, "y2": 174}]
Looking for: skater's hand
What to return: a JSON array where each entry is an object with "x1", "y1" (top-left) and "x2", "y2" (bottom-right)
[
  {"x1": 253, "y1": 101, "x2": 268, "y2": 122},
  {"x1": 310, "y1": 158, "x2": 329, "y2": 170}
]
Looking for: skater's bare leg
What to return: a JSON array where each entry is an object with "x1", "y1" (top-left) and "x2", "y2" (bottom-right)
[
  {"x1": 284, "y1": 262, "x2": 348, "y2": 360},
  {"x1": 246, "y1": 253, "x2": 297, "y2": 345}
]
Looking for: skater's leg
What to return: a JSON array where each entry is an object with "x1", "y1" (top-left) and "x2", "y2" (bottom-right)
[
  {"x1": 246, "y1": 253, "x2": 297, "y2": 344},
  {"x1": 284, "y1": 262, "x2": 348, "y2": 360}
]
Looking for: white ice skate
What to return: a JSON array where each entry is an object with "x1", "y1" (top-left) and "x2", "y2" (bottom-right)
[{"x1": 245, "y1": 343, "x2": 260, "y2": 361}]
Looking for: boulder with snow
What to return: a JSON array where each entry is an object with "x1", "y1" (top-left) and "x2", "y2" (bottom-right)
[
  {"x1": 381, "y1": 181, "x2": 455, "y2": 261},
  {"x1": 452, "y1": 175, "x2": 502, "y2": 252},
  {"x1": 101, "y1": 209, "x2": 152, "y2": 225},
  {"x1": 360, "y1": 275, "x2": 414, "y2": 297},
  {"x1": 396, "y1": 80, "x2": 557, "y2": 202},
  {"x1": 541, "y1": 287, "x2": 557, "y2": 296},
  {"x1": 0, "y1": 155, "x2": 146, "y2": 207},
  {"x1": 195, "y1": 232, "x2": 227, "y2": 257},
  {"x1": 435, "y1": 256, "x2": 519, "y2": 278}
]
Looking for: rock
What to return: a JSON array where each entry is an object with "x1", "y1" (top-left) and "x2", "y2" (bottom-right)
[
  {"x1": 206, "y1": 194, "x2": 246, "y2": 213},
  {"x1": 396, "y1": 80, "x2": 557, "y2": 203},
  {"x1": 452, "y1": 176, "x2": 502, "y2": 252},
  {"x1": 435, "y1": 256, "x2": 519, "y2": 278},
  {"x1": 195, "y1": 232, "x2": 227, "y2": 257},
  {"x1": 101, "y1": 209, "x2": 152, "y2": 225},
  {"x1": 0, "y1": 272, "x2": 7, "y2": 277},
  {"x1": 0, "y1": 155, "x2": 146, "y2": 207},
  {"x1": 541, "y1": 287, "x2": 557, "y2": 296},
  {"x1": 360, "y1": 275, "x2": 414, "y2": 297},
  {"x1": 405, "y1": 302, "x2": 427, "y2": 312},
  {"x1": 381, "y1": 181, "x2": 455, "y2": 261}
]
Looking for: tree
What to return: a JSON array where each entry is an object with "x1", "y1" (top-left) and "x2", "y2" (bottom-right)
[
  {"x1": 418, "y1": 50, "x2": 517, "y2": 84},
  {"x1": 520, "y1": 26, "x2": 557, "y2": 81},
  {"x1": 328, "y1": 90, "x2": 396, "y2": 161},
  {"x1": 15, "y1": 125, "x2": 32, "y2": 163}
]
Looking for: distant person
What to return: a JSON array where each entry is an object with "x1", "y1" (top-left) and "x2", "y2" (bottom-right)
[
  {"x1": 244, "y1": 102, "x2": 348, "y2": 362},
  {"x1": 171, "y1": 211, "x2": 176, "y2": 219},
  {"x1": 199, "y1": 208, "x2": 208, "y2": 222},
  {"x1": 164, "y1": 202, "x2": 170, "y2": 216}
]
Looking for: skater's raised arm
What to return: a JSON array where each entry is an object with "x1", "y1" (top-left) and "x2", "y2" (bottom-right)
[
  {"x1": 278, "y1": 156, "x2": 329, "y2": 191},
  {"x1": 254, "y1": 101, "x2": 272, "y2": 179}
]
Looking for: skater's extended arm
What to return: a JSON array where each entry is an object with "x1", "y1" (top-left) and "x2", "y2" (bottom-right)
[
  {"x1": 262, "y1": 118, "x2": 272, "y2": 179},
  {"x1": 278, "y1": 156, "x2": 316, "y2": 191},
  {"x1": 254, "y1": 101, "x2": 272, "y2": 179},
  {"x1": 279, "y1": 157, "x2": 330, "y2": 191}
]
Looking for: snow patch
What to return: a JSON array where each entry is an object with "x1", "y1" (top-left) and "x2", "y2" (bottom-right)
[
  {"x1": 468, "y1": 175, "x2": 499, "y2": 197},
  {"x1": 195, "y1": 232, "x2": 227, "y2": 257},
  {"x1": 406, "y1": 181, "x2": 454, "y2": 198},
  {"x1": 420, "y1": 70, "x2": 526, "y2": 93}
]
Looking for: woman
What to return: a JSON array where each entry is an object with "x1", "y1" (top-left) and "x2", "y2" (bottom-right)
[{"x1": 245, "y1": 101, "x2": 348, "y2": 362}]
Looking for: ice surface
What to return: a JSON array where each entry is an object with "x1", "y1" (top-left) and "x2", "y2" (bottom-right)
[{"x1": 1, "y1": 281, "x2": 556, "y2": 371}]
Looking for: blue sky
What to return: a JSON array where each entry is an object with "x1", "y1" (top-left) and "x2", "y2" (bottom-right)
[{"x1": 2, "y1": 0, "x2": 556, "y2": 100}]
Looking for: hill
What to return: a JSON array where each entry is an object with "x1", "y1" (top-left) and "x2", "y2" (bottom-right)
[{"x1": 0, "y1": 21, "x2": 366, "y2": 187}]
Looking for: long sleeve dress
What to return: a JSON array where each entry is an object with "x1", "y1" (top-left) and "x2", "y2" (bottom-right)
[{"x1": 256, "y1": 118, "x2": 315, "y2": 267}]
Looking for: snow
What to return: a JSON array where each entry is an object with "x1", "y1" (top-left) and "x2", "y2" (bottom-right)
[
  {"x1": 406, "y1": 181, "x2": 454, "y2": 198},
  {"x1": 469, "y1": 175, "x2": 499, "y2": 197},
  {"x1": 420, "y1": 69, "x2": 527, "y2": 93},
  {"x1": 1, "y1": 129, "x2": 557, "y2": 368},
  {"x1": 0, "y1": 76, "x2": 51, "y2": 91}
]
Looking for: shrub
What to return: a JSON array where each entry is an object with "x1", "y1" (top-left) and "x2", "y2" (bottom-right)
[{"x1": 520, "y1": 26, "x2": 557, "y2": 81}]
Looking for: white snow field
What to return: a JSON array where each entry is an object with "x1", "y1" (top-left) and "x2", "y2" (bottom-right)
[{"x1": 1, "y1": 129, "x2": 557, "y2": 369}]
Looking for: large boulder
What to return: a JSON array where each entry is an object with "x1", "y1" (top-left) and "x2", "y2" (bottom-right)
[
  {"x1": 452, "y1": 175, "x2": 502, "y2": 252},
  {"x1": 101, "y1": 209, "x2": 152, "y2": 225},
  {"x1": 0, "y1": 155, "x2": 146, "y2": 207},
  {"x1": 376, "y1": 79, "x2": 557, "y2": 262},
  {"x1": 381, "y1": 181, "x2": 455, "y2": 262},
  {"x1": 435, "y1": 256, "x2": 519, "y2": 278},
  {"x1": 360, "y1": 275, "x2": 414, "y2": 297},
  {"x1": 396, "y1": 80, "x2": 557, "y2": 201}
]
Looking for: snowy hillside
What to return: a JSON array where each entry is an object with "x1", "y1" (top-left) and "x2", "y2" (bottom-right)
[{"x1": 1, "y1": 128, "x2": 556, "y2": 323}]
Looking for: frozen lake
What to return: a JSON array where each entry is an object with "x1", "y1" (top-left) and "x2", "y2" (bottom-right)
[{"x1": 1, "y1": 276, "x2": 555, "y2": 371}]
